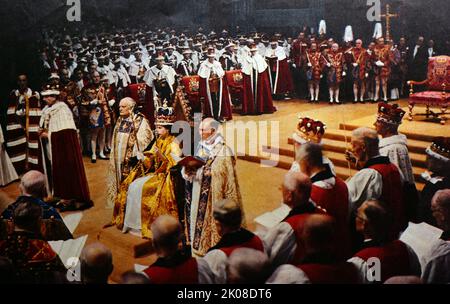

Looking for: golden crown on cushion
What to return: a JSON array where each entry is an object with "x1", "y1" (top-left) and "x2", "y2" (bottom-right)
[
  {"x1": 376, "y1": 102, "x2": 406, "y2": 125},
  {"x1": 155, "y1": 100, "x2": 176, "y2": 126},
  {"x1": 293, "y1": 116, "x2": 326, "y2": 144}
]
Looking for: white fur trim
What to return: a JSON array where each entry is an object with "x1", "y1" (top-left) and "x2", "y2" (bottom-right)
[
  {"x1": 6, "y1": 124, "x2": 22, "y2": 131},
  {"x1": 7, "y1": 137, "x2": 26, "y2": 147},
  {"x1": 10, "y1": 154, "x2": 26, "y2": 162},
  {"x1": 28, "y1": 142, "x2": 39, "y2": 149},
  {"x1": 28, "y1": 157, "x2": 39, "y2": 165}
]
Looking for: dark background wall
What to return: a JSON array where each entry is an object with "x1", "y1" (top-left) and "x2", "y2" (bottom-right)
[{"x1": 0, "y1": 0, "x2": 448, "y2": 105}]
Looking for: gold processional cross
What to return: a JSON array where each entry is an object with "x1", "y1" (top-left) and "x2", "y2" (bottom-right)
[{"x1": 380, "y1": 4, "x2": 398, "y2": 42}]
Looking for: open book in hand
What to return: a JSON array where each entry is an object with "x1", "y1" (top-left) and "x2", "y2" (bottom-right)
[
  {"x1": 254, "y1": 203, "x2": 292, "y2": 235},
  {"x1": 177, "y1": 155, "x2": 206, "y2": 168},
  {"x1": 400, "y1": 222, "x2": 443, "y2": 272}
]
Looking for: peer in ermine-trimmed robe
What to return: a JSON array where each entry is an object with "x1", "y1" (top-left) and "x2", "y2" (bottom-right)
[
  {"x1": 144, "y1": 55, "x2": 177, "y2": 103},
  {"x1": 39, "y1": 86, "x2": 92, "y2": 209},
  {"x1": 198, "y1": 54, "x2": 233, "y2": 121},
  {"x1": 240, "y1": 45, "x2": 275, "y2": 115},
  {"x1": 265, "y1": 41, "x2": 294, "y2": 98}
]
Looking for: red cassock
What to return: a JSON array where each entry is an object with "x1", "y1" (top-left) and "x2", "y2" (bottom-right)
[
  {"x1": 311, "y1": 175, "x2": 351, "y2": 260},
  {"x1": 241, "y1": 55, "x2": 276, "y2": 115},
  {"x1": 354, "y1": 240, "x2": 413, "y2": 283},
  {"x1": 126, "y1": 83, "x2": 155, "y2": 127},
  {"x1": 144, "y1": 255, "x2": 199, "y2": 284},
  {"x1": 367, "y1": 157, "x2": 406, "y2": 237},
  {"x1": 284, "y1": 206, "x2": 326, "y2": 264},
  {"x1": 267, "y1": 57, "x2": 294, "y2": 95},
  {"x1": 198, "y1": 74, "x2": 233, "y2": 121},
  {"x1": 207, "y1": 229, "x2": 264, "y2": 257},
  {"x1": 181, "y1": 75, "x2": 201, "y2": 112}
]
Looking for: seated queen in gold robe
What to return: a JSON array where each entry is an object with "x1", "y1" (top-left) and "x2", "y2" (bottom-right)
[{"x1": 115, "y1": 102, "x2": 182, "y2": 238}]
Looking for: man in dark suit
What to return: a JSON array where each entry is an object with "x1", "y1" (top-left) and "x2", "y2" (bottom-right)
[
  {"x1": 426, "y1": 39, "x2": 438, "y2": 58},
  {"x1": 407, "y1": 36, "x2": 429, "y2": 91}
]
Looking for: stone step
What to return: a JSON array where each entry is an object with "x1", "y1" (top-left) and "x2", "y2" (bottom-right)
[
  {"x1": 324, "y1": 128, "x2": 431, "y2": 154},
  {"x1": 239, "y1": 151, "x2": 426, "y2": 191},
  {"x1": 270, "y1": 141, "x2": 427, "y2": 169},
  {"x1": 339, "y1": 123, "x2": 437, "y2": 143}
]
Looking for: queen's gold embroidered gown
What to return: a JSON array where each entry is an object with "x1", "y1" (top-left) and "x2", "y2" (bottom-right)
[{"x1": 112, "y1": 134, "x2": 181, "y2": 238}]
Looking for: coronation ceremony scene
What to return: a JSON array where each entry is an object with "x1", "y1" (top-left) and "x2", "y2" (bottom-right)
[{"x1": 0, "y1": 0, "x2": 449, "y2": 290}]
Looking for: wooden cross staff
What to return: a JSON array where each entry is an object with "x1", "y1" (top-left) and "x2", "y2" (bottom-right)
[{"x1": 381, "y1": 4, "x2": 398, "y2": 42}]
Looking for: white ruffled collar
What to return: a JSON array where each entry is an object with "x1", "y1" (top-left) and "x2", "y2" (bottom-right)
[{"x1": 379, "y1": 133, "x2": 408, "y2": 148}]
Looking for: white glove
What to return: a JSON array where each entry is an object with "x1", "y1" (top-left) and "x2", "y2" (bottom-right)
[
  {"x1": 136, "y1": 152, "x2": 145, "y2": 161},
  {"x1": 375, "y1": 60, "x2": 384, "y2": 67},
  {"x1": 90, "y1": 99, "x2": 98, "y2": 105},
  {"x1": 15, "y1": 109, "x2": 25, "y2": 117},
  {"x1": 108, "y1": 99, "x2": 116, "y2": 107},
  {"x1": 307, "y1": 62, "x2": 312, "y2": 67},
  {"x1": 342, "y1": 71, "x2": 346, "y2": 76},
  {"x1": 327, "y1": 63, "x2": 331, "y2": 67},
  {"x1": 352, "y1": 63, "x2": 358, "y2": 67},
  {"x1": 365, "y1": 73, "x2": 369, "y2": 78},
  {"x1": 320, "y1": 74, "x2": 323, "y2": 79},
  {"x1": 292, "y1": 64, "x2": 297, "y2": 68}
]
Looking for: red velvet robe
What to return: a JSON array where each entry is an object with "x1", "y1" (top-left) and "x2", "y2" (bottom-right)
[
  {"x1": 181, "y1": 75, "x2": 201, "y2": 112},
  {"x1": 40, "y1": 102, "x2": 91, "y2": 206},
  {"x1": 241, "y1": 70, "x2": 275, "y2": 115},
  {"x1": 198, "y1": 75, "x2": 233, "y2": 121},
  {"x1": 267, "y1": 57, "x2": 294, "y2": 94},
  {"x1": 50, "y1": 129, "x2": 91, "y2": 204}
]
